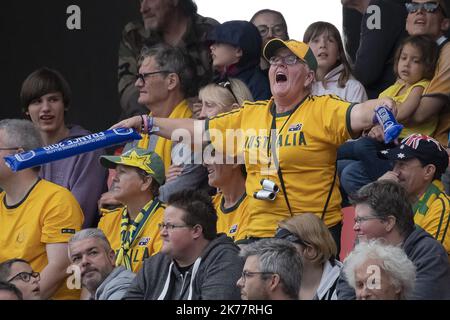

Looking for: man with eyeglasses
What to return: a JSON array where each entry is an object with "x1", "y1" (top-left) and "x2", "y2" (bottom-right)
[
  {"x1": 336, "y1": 180, "x2": 450, "y2": 299},
  {"x1": 112, "y1": 38, "x2": 398, "y2": 250},
  {"x1": 118, "y1": 0, "x2": 218, "y2": 120},
  {"x1": 0, "y1": 119, "x2": 83, "y2": 300},
  {"x1": 123, "y1": 189, "x2": 243, "y2": 300},
  {"x1": 100, "y1": 44, "x2": 209, "y2": 210},
  {"x1": 250, "y1": 9, "x2": 290, "y2": 75},
  {"x1": 0, "y1": 259, "x2": 41, "y2": 300},
  {"x1": 237, "y1": 238, "x2": 302, "y2": 300}
]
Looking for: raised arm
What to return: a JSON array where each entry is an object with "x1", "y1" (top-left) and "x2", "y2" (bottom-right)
[{"x1": 111, "y1": 115, "x2": 205, "y2": 142}]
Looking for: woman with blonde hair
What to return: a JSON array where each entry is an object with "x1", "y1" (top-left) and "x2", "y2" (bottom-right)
[
  {"x1": 197, "y1": 77, "x2": 253, "y2": 120},
  {"x1": 276, "y1": 213, "x2": 342, "y2": 300}
]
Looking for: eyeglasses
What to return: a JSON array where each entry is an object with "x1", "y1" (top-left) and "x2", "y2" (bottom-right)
[
  {"x1": 354, "y1": 216, "x2": 382, "y2": 224},
  {"x1": 269, "y1": 55, "x2": 302, "y2": 66},
  {"x1": 217, "y1": 80, "x2": 239, "y2": 104},
  {"x1": 257, "y1": 24, "x2": 287, "y2": 37},
  {"x1": 275, "y1": 228, "x2": 310, "y2": 246},
  {"x1": 240, "y1": 271, "x2": 275, "y2": 284},
  {"x1": 158, "y1": 222, "x2": 191, "y2": 231},
  {"x1": 8, "y1": 271, "x2": 40, "y2": 283},
  {"x1": 405, "y1": 2, "x2": 441, "y2": 14},
  {"x1": 136, "y1": 71, "x2": 172, "y2": 84}
]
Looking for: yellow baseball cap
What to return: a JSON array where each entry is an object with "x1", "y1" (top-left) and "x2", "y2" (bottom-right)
[
  {"x1": 263, "y1": 38, "x2": 318, "y2": 71},
  {"x1": 100, "y1": 148, "x2": 165, "y2": 185}
]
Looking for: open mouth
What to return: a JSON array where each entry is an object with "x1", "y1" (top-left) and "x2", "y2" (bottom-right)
[
  {"x1": 276, "y1": 72, "x2": 287, "y2": 83},
  {"x1": 39, "y1": 115, "x2": 54, "y2": 121},
  {"x1": 318, "y1": 52, "x2": 328, "y2": 58}
]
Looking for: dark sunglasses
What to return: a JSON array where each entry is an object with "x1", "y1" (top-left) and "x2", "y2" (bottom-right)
[
  {"x1": 136, "y1": 70, "x2": 172, "y2": 84},
  {"x1": 405, "y1": 2, "x2": 442, "y2": 14},
  {"x1": 274, "y1": 227, "x2": 310, "y2": 246},
  {"x1": 217, "y1": 80, "x2": 239, "y2": 104}
]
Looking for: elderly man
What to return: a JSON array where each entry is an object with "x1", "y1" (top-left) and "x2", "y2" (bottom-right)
[
  {"x1": 0, "y1": 119, "x2": 83, "y2": 300},
  {"x1": 112, "y1": 38, "x2": 397, "y2": 248},
  {"x1": 123, "y1": 189, "x2": 243, "y2": 300},
  {"x1": 378, "y1": 134, "x2": 450, "y2": 254},
  {"x1": 0, "y1": 259, "x2": 41, "y2": 300},
  {"x1": 237, "y1": 238, "x2": 302, "y2": 300},
  {"x1": 118, "y1": 0, "x2": 218, "y2": 118},
  {"x1": 337, "y1": 180, "x2": 450, "y2": 300},
  {"x1": 68, "y1": 229, "x2": 135, "y2": 300}
]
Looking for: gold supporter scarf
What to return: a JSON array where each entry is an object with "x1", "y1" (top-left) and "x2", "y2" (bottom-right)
[
  {"x1": 115, "y1": 198, "x2": 162, "y2": 270},
  {"x1": 137, "y1": 99, "x2": 192, "y2": 174}
]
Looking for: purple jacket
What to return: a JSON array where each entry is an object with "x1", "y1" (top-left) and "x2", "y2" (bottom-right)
[{"x1": 40, "y1": 125, "x2": 108, "y2": 228}]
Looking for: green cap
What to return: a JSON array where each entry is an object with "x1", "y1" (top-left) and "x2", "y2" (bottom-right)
[{"x1": 100, "y1": 148, "x2": 165, "y2": 185}]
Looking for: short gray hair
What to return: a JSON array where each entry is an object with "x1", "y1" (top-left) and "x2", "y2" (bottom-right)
[
  {"x1": 68, "y1": 228, "x2": 112, "y2": 255},
  {"x1": 343, "y1": 240, "x2": 416, "y2": 300},
  {"x1": 139, "y1": 43, "x2": 198, "y2": 98},
  {"x1": 0, "y1": 119, "x2": 42, "y2": 151},
  {"x1": 240, "y1": 238, "x2": 302, "y2": 299}
]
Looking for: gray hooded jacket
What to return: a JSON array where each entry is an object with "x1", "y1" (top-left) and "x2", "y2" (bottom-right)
[{"x1": 123, "y1": 234, "x2": 243, "y2": 300}]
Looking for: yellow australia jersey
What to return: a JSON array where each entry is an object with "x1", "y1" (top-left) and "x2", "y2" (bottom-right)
[
  {"x1": 212, "y1": 192, "x2": 251, "y2": 242},
  {"x1": 413, "y1": 180, "x2": 450, "y2": 255},
  {"x1": 98, "y1": 204, "x2": 164, "y2": 273},
  {"x1": 206, "y1": 95, "x2": 354, "y2": 238},
  {"x1": 423, "y1": 42, "x2": 450, "y2": 146},
  {"x1": 379, "y1": 79, "x2": 436, "y2": 138},
  {"x1": 135, "y1": 99, "x2": 193, "y2": 174},
  {"x1": 0, "y1": 179, "x2": 84, "y2": 300}
]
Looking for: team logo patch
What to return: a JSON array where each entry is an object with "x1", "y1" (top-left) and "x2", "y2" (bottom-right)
[
  {"x1": 138, "y1": 237, "x2": 150, "y2": 246},
  {"x1": 288, "y1": 123, "x2": 302, "y2": 132},
  {"x1": 61, "y1": 228, "x2": 76, "y2": 234},
  {"x1": 229, "y1": 224, "x2": 238, "y2": 234}
]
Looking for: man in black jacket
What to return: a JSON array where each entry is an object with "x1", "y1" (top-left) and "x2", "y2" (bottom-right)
[{"x1": 123, "y1": 189, "x2": 243, "y2": 300}]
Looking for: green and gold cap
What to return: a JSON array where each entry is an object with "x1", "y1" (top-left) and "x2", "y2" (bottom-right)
[{"x1": 100, "y1": 148, "x2": 165, "y2": 185}]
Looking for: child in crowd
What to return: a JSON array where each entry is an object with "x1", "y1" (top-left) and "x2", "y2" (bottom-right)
[
  {"x1": 303, "y1": 21, "x2": 367, "y2": 103},
  {"x1": 208, "y1": 20, "x2": 271, "y2": 101},
  {"x1": 338, "y1": 35, "x2": 439, "y2": 197}
]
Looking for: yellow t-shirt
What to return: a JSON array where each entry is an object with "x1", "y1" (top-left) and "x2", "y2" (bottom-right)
[
  {"x1": 135, "y1": 99, "x2": 193, "y2": 174},
  {"x1": 212, "y1": 192, "x2": 251, "y2": 242},
  {"x1": 413, "y1": 180, "x2": 450, "y2": 255},
  {"x1": 0, "y1": 179, "x2": 84, "y2": 300},
  {"x1": 423, "y1": 41, "x2": 450, "y2": 146},
  {"x1": 379, "y1": 79, "x2": 436, "y2": 138},
  {"x1": 206, "y1": 95, "x2": 354, "y2": 238},
  {"x1": 98, "y1": 202, "x2": 164, "y2": 273}
]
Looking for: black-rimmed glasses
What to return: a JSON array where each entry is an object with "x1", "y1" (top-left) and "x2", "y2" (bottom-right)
[
  {"x1": 405, "y1": 2, "x2": 441, "y2": 14},
  {"x1": 158, "y1": 222, "x2": 191, "y2": 231},
  {"x1": 217, "y1": 81, "x2": 239, "y2": 104},
  {"x1": 136, "y1": 71, "x2": 172, "y2": 84},
  {"x1": 8, "y1": 271, "x2": 40, "y2": 283}
]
